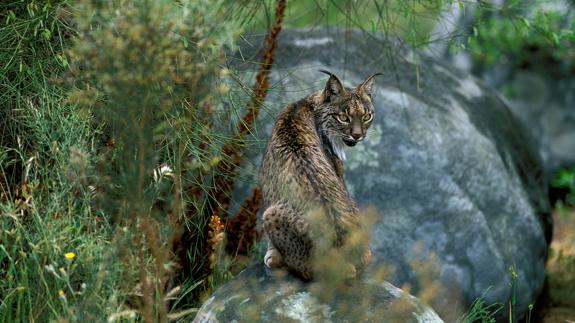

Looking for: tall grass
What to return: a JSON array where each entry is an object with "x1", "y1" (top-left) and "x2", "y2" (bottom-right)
[
  {"x1": 0, "y1": 1, "x2": 74, "y2": 192},
  {"x1": 0, "y1": 1, "x2": 119, "y2": 320}
]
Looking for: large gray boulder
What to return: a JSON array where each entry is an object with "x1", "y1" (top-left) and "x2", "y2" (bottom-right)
[
  {"x1": 222, "y1": 28, "x2": 551, "y2": 320},
  {"x1": 194, "y1": 265, "x2": 443, "y2": 323}
]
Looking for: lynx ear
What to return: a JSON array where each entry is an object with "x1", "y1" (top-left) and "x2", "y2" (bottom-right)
[
  {"x1": 320, "y1": 69, "x2": 345, "y2": 101},
  {"x1": 358, "y1": 73, "x2": 383, "y2": 97}
]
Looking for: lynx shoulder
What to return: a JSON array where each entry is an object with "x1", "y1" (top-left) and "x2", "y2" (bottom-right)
[{"x1": 259, "y1": 70, "x2": 380, "y2": 280}]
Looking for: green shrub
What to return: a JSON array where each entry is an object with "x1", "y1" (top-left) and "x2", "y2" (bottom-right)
[
  {"x1": 553, "y1": 167, "x2": 575, "y2": 207},
  {"x1": 1, "y1": 0, "x2": 247, "y2": 320},
  {"x1": 469, "y1": 0, "x2": 574, "y2": 71}
]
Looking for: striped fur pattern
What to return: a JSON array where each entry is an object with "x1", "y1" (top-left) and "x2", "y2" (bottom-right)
[{"x1": 259, "y1": 71, "x2": 380, "y2": 280}]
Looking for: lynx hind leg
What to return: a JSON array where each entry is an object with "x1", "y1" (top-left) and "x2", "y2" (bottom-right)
[
  {"x1": 262, "y1": 205, "x2": 314, "y2": 280},
  {"x1": 264, "y1": 242, "x2": 284, "y2": 269}
]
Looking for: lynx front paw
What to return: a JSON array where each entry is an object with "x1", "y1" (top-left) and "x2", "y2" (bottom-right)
[{"x1": 264, "y1": 248, "x2": 285, "y2": 269}]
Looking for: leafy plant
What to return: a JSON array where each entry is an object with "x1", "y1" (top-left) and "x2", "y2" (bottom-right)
[
  {"x1": 468, "y1": 0, "x2": 574, "y2": 71},
  {"x1": 552, "y1": 166, "x2": 575, "y2": 207}
]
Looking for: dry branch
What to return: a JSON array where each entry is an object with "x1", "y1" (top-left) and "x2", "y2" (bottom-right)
[{"x1": 206, "y1": 0, "x2": 286, "y2": 218}]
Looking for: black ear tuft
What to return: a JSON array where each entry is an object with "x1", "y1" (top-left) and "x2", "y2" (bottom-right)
[
  {"x1": 319, "y1": 69, "x2": 345, "y2": 101},
  {"x1": 358, "y1": 72, "x2": 383, "y2": 97}
]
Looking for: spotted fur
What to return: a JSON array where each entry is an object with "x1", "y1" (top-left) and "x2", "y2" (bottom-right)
[{"x1": 259, "y1": 71, "x2": 380, "y2": 280}]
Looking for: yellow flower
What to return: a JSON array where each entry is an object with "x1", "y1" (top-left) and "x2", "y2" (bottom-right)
[
  {"x1": 58, "y1": 290, "x2": 65, "y2": 296},
  {"x1": 64, "y1": 252, "x2": 76, "y2": 260}
]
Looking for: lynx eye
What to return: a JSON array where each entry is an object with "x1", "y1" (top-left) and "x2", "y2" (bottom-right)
[
  {"x1": 362, "y1": 113, "x2": 373, "y2": 123},
  {"x1": 336, "y1": 114, "x2": 351, "y2": 123}
]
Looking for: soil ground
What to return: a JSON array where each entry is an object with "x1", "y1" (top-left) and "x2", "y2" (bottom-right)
[{"x1": 534, "y1": 208, "x2": 575, "y2": 323}]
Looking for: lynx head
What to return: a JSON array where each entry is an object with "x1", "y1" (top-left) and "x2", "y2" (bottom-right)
[{"x1": 316, "y1": 70, "x2": 381, "y2": 158}]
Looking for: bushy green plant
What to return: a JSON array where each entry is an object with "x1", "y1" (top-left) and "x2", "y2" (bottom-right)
[
  {"x1": 68, "y1": 0, "x2": 236, "y2": 218},
  {"x1": 1, "y1": 0, "x2": 248, "y2": 320},
  {"x1": 553, "y1": 167, "x2": 575, "y2": 207},
  {"x1": 468, "y1": 0, "x2": 574, "y2": 70},
  {"x1": 67, "y1": 0, "x2": 247, "y2": 320}
]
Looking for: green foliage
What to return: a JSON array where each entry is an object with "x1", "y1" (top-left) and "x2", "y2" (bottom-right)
[
  {"x1": 459, "y1": 296, "x2": 502, "y2": 323},
  {"x1": 246, "y1": 0, "x2": 447, "y2": 47},
  {"x1": 1, "y1": 0, "x2": 246, "y2": 320},
  {"x1": 0, "y1": 0, "x2": 73, "y2": 186},
  {"x1": 65, "y1": 0, "x2": 247, "y2": 320},
  {"x1": 0, "y1": 1, "x2": 121, "y2": 320},
  {"x1": 68, "y1": 0, "x2": 237, "y2": 218},
  {"x1": 469, "y1": 1, "x2": 574, "y2": 69},
  {"x1": 553, "y1": 167, "x2": 575, "y2": 207},
  {"x1": 457, "y1": 266, "x2": 538, "y2": 323}
]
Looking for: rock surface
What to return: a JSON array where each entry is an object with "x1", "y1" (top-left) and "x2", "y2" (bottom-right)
[
  {"x1": 193, "y1": 264, "x2": 443, "y2": 323},
  {"x1": 223, "y1": 28, "x2": 551, "y2": 320}
]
